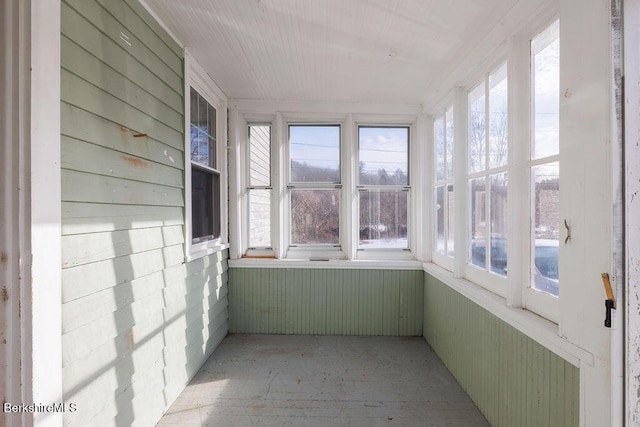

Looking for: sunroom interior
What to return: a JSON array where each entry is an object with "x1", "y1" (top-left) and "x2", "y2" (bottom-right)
[{"x1": 3, "y1": 0, "x2": 637, "y2": 426}]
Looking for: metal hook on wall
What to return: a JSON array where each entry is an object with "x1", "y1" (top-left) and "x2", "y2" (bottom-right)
[{"x1": 564, "y1": 219, "x2": 571, "y2": 244}]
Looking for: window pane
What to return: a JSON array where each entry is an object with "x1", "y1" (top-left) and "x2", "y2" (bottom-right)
[
  {"x1": 533, "y1": 20, "x2": 560, "y2": 159},
  {"x1": 190, "y1": 88, "x2": 215, "y2": 168},
  {"x1": 290, "y1": 125, "x2": 340, "y2": 183},
  {"x1": 490, "y1": 173, "x2": 508, "y2": 276},
  {"x1": 489, "y1": 64, "x2": 508, "y2": 168},
  {"x1": 198, "y1": 94, "x2": 208, "y2": 135},
  {"x1": 532, "y1": 163, "x2": 559, "y2": 296},
  {"x1": 470, "y1": 177, "x2": 486, "y2": 268},
  {"x1": 434, "y1": 117, "x2": 445, "y2": 182},
  {"x1": 249, "y1": 189, "x2": 271, "y2": 248},
  {"x1": 291, "y1": 189, "x2": 339, "y2": 244},
  {"x1": 434, "y1": 186, "x2": 445, "y2": 253},
  {"x1": 447, "y1": 184, "x2": 455, "y2": 257},
  {"x1": 190, "y1": 87, "x2": 198, "y2": 127},
  {"x1": 359, "y1": 190, "x2": 408, "y2": 249},
  {"x1": 192, "y1": 168, "x2": 220, "y2": 241},
  {"x1": 446, "y1": 106, "x2": 454, "y2": 179},
  {"x1": 469, "y1": 84, "x2": 486, "y2": 173},
  {"x1": 249, "y1": 125, "x2": 271, "y2": 187},
  {"x1": 359, "y1": 127, "x2": 409, "y2": 186}
]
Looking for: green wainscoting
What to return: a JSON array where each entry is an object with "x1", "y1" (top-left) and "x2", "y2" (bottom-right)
[
  {"x1": 423, "y1": 273, "x2": 579, "y2": 427},
  {"x1": 229, "y1": 268, "x2": 423, "y2": 336}
]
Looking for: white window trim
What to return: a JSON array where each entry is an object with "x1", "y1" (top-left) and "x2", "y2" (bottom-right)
[
  {"x1": 464, "y1": 63, "x2": 510, "y2": 298},
  {"x1": 184, "y1": 50, "x2": 229, "y2": 261},
  {"x1": 520, "y1": 18, "x2": 561, "y2": 322},
  {"x1": 244, "y1": 120, "x2": 276, "y2": 257},
  {"x1": 232, "y1": 109, "x2": 421, "y2": 261},
  {"x1": 284, "y1": 120, "x2": 345, "y2": 259},
  {"x1": 427, "y1": 13, "x2": 562, "y2": 322},
  {"x1": 432, "y1": 107, "x2": 455, "y2": 271},
  {"x1": 355, "y1": 123, "x2": 414, "y2": 260}
]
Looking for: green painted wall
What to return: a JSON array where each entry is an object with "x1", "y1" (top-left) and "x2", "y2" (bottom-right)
[
  {"x1": 60, "y1": 1, "x2": 228, "y2": 425},
  {"x1": 424, "y1": 273, "x2": 579, "y2": 427},
  {"x1": 229, "y1": 268, "x2": 423, "y2": 336}
]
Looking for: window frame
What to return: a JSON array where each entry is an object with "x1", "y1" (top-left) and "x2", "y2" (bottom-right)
[
  {"x1": 523, "y1": 18, "x2": 561, "y2": 321},
  {"x1": 184, "y1": 51, "x2": 228, "y2": 260},
  {"x1": 233, "y1": 111, "x2": 420, "y2": 261},
  {"x1": 285, "y1": 121, "x2": 345, "y2": 259},
  {"x1": 432, "y1": 106, "x2": 455, "y2": 270},
  {"x1": 245, "y1": 122, "x2": 274, "y2": 256},
  {"x1": 352, "y1": 122, "x2": 414, "y2": 260},
  {"x1": 464, "y1": 62, "x2": 510, "y2": 297}
]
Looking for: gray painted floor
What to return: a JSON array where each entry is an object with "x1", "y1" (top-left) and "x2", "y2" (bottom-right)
[{"x1": 157, "y1": 335, "x2": 490, "y2": 426}]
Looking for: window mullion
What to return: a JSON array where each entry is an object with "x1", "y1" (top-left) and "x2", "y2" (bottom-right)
[
  {"x1": 453, "y1": 87, "x2": 468, "y2": 277},
  {"x1": 485, "y1": 174, "x2": 492, "y2": 271},
  {"x1": 274, "y1": 112, "x2": 285, "y2": 258},
  {"x1": 506, "y1": 34, "x2": 530, "y2": 309},
  {"x1": 485, "y1": 78, "x2": 491, "y2": 174}
]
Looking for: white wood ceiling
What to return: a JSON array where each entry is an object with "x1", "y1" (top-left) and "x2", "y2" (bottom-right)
[{"x1": 144, "y1": 0, "x2": 516, "y2": 104}]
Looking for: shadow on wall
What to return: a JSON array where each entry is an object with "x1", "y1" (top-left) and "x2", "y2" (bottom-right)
[{"x1": 58, "y1": 0, "x2": 230, "y2": 424}]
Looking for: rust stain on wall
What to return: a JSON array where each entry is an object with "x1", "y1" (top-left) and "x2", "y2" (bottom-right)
[
  {"x1": 119, "y1": 125, "x2": 131, "y2": 148},
  {"x1": 1, "y1": 251, "x2": 8, "y2": 270},
  {"x1": 2, "y1": 286, "x2": 8, "y2": 302},
  {"x1": 121, "y1": 155, "x2": 149, "y2": 169}
]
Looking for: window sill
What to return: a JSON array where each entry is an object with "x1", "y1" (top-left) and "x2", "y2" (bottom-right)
[
  {"x1": 423, "y1": 262, "x2": 594, "y2": 368},
  {"x1": 229, "y1": 258, "x2": 423, "y2": 270},
  {"x1": 187, "y1": 242, "x2": 230, "y2": 262},
  {"x1": 356, "y1": 249, "x2": 414, "y2": 260}
]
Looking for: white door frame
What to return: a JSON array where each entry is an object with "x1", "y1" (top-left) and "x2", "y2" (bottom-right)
[
  {"x1": 625, "y1": 1, "x2": 640, "y2": 425},
  {"x1": 1, "y1": 1, "x2": 62, "y2": 426}
]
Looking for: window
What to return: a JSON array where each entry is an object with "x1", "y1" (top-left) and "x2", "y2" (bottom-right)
[
  {"x1": 247, "y1": 124, "x2": 272, "y2": 250},
  {"x1": 288, "y1": 125, "x2": 341, "y2": 249},
  {"x1": 433, "y1": 107, "x2": 454, "y2": 263},
  {"x1": 467, "y1": 63, "x2": 508, "y2": 291},
  {"x1": 190, "y1": 87, "x2": 221, "y2": 242},
  {"x1": 530, "y1": 20, "x2": 560, "y2": 299},
  {"x1": 358, "y1": 126, "x2": 410, "y2": 250},
  {"x1": 185, "y1": 54, "x2": 227, "y2": 259},
  {"x1": 236, "y1": 116, "x2": 417, "y2": 261}
]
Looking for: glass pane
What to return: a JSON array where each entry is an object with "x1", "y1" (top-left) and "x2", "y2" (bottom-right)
[
  {"x1": 190, "y1": 88, "x2": 198, "y2": 127},
  {"x1": 290, "y1": 125, "x2": 340, "y2": 183},
  {"x1": 468, "y1": 83, "x2": 486, "y2": 173},
  {"x1": 532, "y1": 163, "x2": 560, "y2": 296},
  {"x1": 434, "y1": 117, "x2": 445, "y2": 182},
  {"x1": 190, "y1": 88, "x2": 215, "y2": 168},
  {"x1": 446, "y1": 106, "x2": 454, "y2": 179},
  {"x1": 358, "y1": 190, "x2": 408, "y2": 249},
  {"x1": 434, "y1": 186, "x2": 445, "y2": 253},
  {"x1": 490, "y1": 173, "x2": 508, "y2": 276},
  {"x1": 359, "y1": 127, "x2": 409, "y2": 186},
  {"x1": 470, "y1": 177, "x2": 486, "y2": 268},
  {"x1": 489, "y1": 64, "x2": 508, "y2": 168},
  {"x1": 291, "y1": 189, "x2": 339, "y2": 244},
  {"x1": 447, "y1": 184, "x2": 455, "y2": 257},
  {"x1": 208, "y1": 135, "x2": 216, "y2": 169},
  {"x1": 197, "y1": 94, "x2": 208, "y2": 135},
  {"x1": 191, "y1": 127, "x2": 209, "y2": 166},
  {"x1": 192, "y1": 168, "x2": 220, "y2": 241},
  {"x1": 533, "y1": 20, "x2": 560, "y2": 159},
  {"x1": 249, "y1": 125, "x2": 271, "y2": 187},
  {"x1": 249, "y1": 189, "x2": 271, "y2": 248}
]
